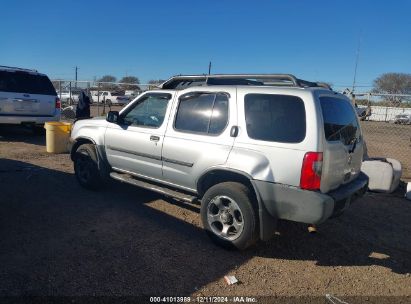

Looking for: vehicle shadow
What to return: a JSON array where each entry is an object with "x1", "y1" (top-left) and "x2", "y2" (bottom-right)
[
  {"x1": 0, "y1": 159, "x2": 246, "y2": 296},
  {"x1": 0, "y1": 159, "x2": 410, "y2": 296},
  {"x1": 257, "y1": 204, "x2": 411, "y2": 275},
  {"x1": 0, "y1": 125, "x2": 45, "y2": 146}
]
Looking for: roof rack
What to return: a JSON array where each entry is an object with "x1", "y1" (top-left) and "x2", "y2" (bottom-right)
[
  {"x1": 160, "y1": 74, "x2": 332, "y2": 90},
  {"x1": 0, "y1": 65, "x2": 38, "y2": 73}
]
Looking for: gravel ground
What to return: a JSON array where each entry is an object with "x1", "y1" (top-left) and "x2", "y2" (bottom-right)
[{"x1": 0, "y1": 123, "x2": 411, "y2": 302}]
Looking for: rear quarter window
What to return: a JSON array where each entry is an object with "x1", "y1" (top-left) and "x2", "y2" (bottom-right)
[
  {"x1": 244, "y1": 94, "x2": 306, "y2": 143},
  {"x1": 0, "y1": 71, "x2": 56, "y2": 95}
]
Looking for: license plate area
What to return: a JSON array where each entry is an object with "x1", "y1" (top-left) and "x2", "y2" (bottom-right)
[{"x1": 14, "y1": 99, "x2": 38, "y2": 112}]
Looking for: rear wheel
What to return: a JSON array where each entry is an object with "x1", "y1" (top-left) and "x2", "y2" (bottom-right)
[
  {"x1": 74, "y1": 144, "x2": 102, "y2": 190},
  {"x1": 201, "y1": 182, "x2": 258, "y2": 250}
]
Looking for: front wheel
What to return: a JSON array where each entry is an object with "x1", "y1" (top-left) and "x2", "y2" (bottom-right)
[
  {"x1": 200, "y1": 182, "x2": 258, "y2": 250},
  {"x1": 74, "y1": 144, "x2": 102, "y2": 190}
]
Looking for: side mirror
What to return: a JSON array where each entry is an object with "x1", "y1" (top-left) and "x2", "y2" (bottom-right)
[{"x1": 106, "y1": 111, "x2": 120, "y2": 123}]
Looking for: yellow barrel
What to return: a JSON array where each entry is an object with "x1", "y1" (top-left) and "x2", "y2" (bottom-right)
[{"x1": 44, "y1": 122, "x2": 72, "y2": 153}]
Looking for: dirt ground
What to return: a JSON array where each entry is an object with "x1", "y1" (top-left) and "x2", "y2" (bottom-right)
[{"x1": 1, "y1": 119, "x2": 411, "y2": 302}]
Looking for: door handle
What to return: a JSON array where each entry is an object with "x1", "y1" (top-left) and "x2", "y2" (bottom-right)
[
  {"x1": 230, "y1": 126, "x2": 239, "y2": 137},
  {"x1": 150, "y1": 135, "x2": 160, "y2": 141}
]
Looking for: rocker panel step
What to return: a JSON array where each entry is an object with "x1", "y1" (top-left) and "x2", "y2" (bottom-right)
[{"x1": 110, "y1": 172, "x2": 197, "y2": 203}]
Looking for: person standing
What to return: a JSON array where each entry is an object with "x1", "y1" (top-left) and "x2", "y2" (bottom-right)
[
  {"x1": 365, "y1": 105, "x2": 372, "y2": 121},
  {"x1": 75, "y1": 91, "x2": 91, "y2": 119}
]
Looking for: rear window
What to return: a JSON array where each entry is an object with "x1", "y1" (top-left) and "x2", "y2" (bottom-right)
[
  {"x1": 245, "y1": 94, "x2": 306, "y2": 143},
  {"x1": 0, "y1": 71, "x2": 56, "y2": 95},
  {"x1": 320, "y1": 96, "x2": 359, "y2": 145}
]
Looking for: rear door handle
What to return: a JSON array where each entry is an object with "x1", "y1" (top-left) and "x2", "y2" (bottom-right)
[{"x1": 150, "y1": 135, "x2": 160, "y2": 141}]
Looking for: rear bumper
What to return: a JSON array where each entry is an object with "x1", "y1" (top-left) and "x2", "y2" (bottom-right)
[
  {"x1": 253, "y1": 172, "x2": 369, "y2": 225},
  {"x1": 0, "y1": 113, "x2": 60, "y2": 125}
]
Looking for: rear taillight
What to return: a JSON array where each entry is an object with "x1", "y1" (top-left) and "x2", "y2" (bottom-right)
[
  {"x1": 55, "y1": 97, "x2": 61, "y2": 109},
  {"x1": 300, "y1": 152, "x2": 323, "y2": 190}
]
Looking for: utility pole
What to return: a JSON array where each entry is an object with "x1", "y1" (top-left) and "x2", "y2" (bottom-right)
[
  {"x1": 208, "y1": 61, "x2": 212, "y2": 75},
  {"x1": 75, "y1": 66, "x2": 79, "y2": 88}
]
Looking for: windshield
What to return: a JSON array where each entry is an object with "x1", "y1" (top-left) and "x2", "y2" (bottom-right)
[{"x1": 320, "y1": 96, "x2": 360, "y2": 145}]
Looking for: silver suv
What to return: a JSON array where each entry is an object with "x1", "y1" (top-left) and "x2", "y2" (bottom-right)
[
  {"x1": 0, "y1": 65, "x2": 60, "y2": 128},
  {"x1": 69, "y1": 74, "x2": 368, "y2": 249}
]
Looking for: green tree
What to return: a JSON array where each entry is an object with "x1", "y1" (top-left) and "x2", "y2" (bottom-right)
[
  {"x1": 373, "y1": 73, "x2": 411, "y2": 105},
  {"x1": 97, "y1": 75, "x2": 117, "y2": 90},
  {"x1": 148, "y1": 79, "x2": 166, "y2": 85},
  {"x1": 98, "y1": 75, "x2": 117, "y2": 82},
  {"x1": 119, "y1": 76, "x2": 140, "y2": 90}
]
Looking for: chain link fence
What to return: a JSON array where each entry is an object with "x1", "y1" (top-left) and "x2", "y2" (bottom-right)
[
  {"x1": 354, "y1": 93, "x2": 411, "y2": 180},
  {"x1": 51, "y1": 79, "x2": 159, "y2": 116}
]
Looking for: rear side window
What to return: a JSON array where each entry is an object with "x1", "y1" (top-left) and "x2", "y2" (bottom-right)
[
  {"x1": 174, "y1": 92, "x2": 229, "y2": 135},
  {"x1": 0, "y1": 71, "x2": 56, "y2": 95},
  {"x1": 245, "y1": 94, "x2": 306, "y2": 143},
  {"x1": 320, "y1": 96, "x2": 360, "y2": 145}
]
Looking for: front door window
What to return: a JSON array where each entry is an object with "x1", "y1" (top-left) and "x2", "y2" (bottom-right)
[{"x1": 121, "y1": 93, "x2": 171, "y2": 128}]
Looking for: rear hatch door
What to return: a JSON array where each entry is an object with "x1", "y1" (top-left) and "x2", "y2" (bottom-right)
[
  {"x1": 319, "y1": 95, "x2": 364, "y2": 193},
  {"x1": 0, "y1": 70, "x2": 57, "y2": 116}
]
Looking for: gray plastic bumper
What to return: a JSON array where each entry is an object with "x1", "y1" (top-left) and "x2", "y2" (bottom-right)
[{"x1": 252, "y1": 172, "x2": 369, "y2": 225}]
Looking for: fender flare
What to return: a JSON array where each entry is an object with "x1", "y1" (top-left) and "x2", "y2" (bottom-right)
[{"x1": 197, "y1": 167, "x2": 277, "y2": 241}]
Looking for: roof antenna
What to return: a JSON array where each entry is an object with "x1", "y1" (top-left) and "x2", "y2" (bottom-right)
[
  {"x1": 352, "y1": 32, "x2": 362, "y2": 93},
  {"x1": 208, "y1": 61, "x2": 212, "y2": 75}
]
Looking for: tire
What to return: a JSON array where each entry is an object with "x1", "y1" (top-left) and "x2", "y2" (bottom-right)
[
  {"x1": 106, "y1": 99, "x2": 112, "y2": 106},
  {"x1": 200, "y1": 182, "x2": 258, "y2": 250},
  {"x1": 73, "y1": 144, "x2": 102, "y2": 190}
]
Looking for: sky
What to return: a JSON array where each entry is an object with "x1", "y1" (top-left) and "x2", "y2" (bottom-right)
[{"x1": 1, "y1": 0, "x2": 410, "y2": 91}]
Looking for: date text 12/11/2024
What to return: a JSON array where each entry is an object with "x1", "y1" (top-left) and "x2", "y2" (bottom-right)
[{"x1": 149, "y1": 296, "x2": 258, "y2": 303}]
